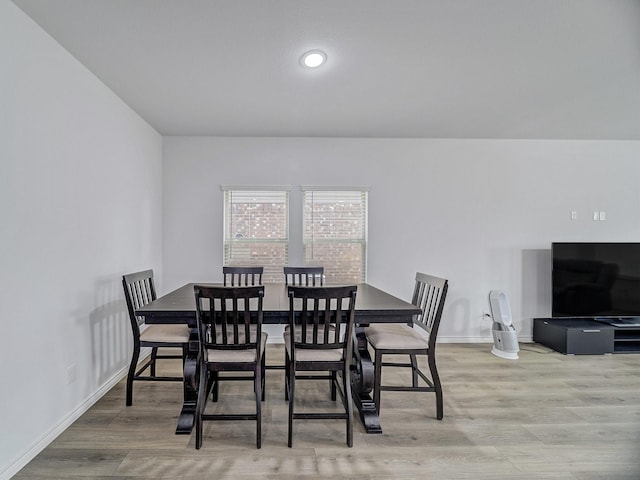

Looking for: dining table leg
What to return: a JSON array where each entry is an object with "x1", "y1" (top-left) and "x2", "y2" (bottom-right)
[
  {"x1": 351, "y1": 325, "x2": 383, "y2": 434},
  {"x1": 175, "y1": 326, "x2": 199, "y2": 435}
]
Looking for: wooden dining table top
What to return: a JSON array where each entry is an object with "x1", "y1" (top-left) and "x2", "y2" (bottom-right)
[{"x1": 136, "y1": 282, "x2": 421, "y2": 325}]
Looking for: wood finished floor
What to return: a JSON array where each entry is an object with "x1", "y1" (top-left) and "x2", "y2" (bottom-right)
[{"x1": 15, "y1": 343, "x2": 640, "y2": 479}]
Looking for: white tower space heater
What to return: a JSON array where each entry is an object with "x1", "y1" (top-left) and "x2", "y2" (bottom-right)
[{"x1": 489, "y1": 290, "x2": 519, "y2": 360}]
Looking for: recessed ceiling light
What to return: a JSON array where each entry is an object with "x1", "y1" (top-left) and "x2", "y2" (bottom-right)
[{"x1": 300, "y1": 50, "x2": 327, "y2": 69}]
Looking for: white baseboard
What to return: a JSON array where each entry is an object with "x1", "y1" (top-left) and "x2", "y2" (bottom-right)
[
  {"x1": 0, "y1": 364, "x2": 130, "y2": 480},
  {"x1": 438, "y1": 336, "x2": 533, "y2": 343}
]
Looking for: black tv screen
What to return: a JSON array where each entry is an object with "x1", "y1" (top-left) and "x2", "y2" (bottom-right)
[{"x1": 552, "y1": 242, "x2": 640, "y2": 318}]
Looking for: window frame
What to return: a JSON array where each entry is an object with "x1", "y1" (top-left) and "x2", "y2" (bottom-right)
[
  {"x1": 301, "y1": 186, "x2": 369, "y2": 283},
  {"x1": 221, "y1": 186, "x2": 291, "y2": 283}
]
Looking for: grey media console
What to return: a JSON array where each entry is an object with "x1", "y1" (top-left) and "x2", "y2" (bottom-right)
[{"x1": 533, "y1": 318, "x2": 640, "y2": 354}]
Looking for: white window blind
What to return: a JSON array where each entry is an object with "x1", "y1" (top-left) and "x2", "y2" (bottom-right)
[
  {"x1": 303, "y1": 189, "x2": 368, "y2": 284},
  {"x1": 223, "y1": 189, "x2": 289, "y2": 283}
]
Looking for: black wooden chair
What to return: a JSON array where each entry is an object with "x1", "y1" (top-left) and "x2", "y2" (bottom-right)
[
  {"x1": 209, "y1": 272, "x2": 269, "y2": 399},
  {"x1": 223, "y1": 266, "x2": 263, "y2": 286},
  {"x1": 193, "y1": 285, "x2": 267, "y2": 449},
  {"x1": 365, "y1": 272, "x2": 448, "y2": 420},
  {"x1": 285, "y1": 285, "x2": 358, "y2": 447},
  {"x1": 284, "y1": 266, "x2": 324, "y2": 286},
  {"x1": 122, "y1": 270, "x2": 190, "y2": 406}
]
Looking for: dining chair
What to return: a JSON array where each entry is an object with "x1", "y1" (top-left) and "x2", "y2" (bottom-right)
[
  {"x1": 122, "y1": 270, "x2": 190, "y2": 406},
  {"x1": 283, "y1": 266, "x2": 324, "y2": 286},
  {"x1": 193, "y1": 285, "x2": 267, "y2": 449},
  {"x1": 276, "y1": 266, "x2": 325, "y2": 372},
  {"x1": 223, "y1": 266, "x2": 263, "y2": 286},
  {"x1": 221, "y1": 265, "x2": 271, "y2": 379},
  {"x1": 365, "y1": 272, "x2": 448, "y2": 420},
  {"x1": 285, "y1": 285, "x2": 358, "y2": 447}
]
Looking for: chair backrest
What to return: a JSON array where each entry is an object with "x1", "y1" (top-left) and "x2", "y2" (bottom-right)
[
  {"x1": 412, "y1": 272, "x2": 448, "y2": 347},
  {"x1": 122, "y1": 270, "x2": 156, "y2": 333},
  {"x1": 194, "y1": 285, "x2": 264, "y2": 355},
  {"x1": 287, "y1": 285, "x2": 357, "y2": 361},
  {"x1": 223, "y1": 266, "x2": 264, "y2": 286},
  {"x1": 283, "y1": 266, "x2": 324, "y2": 286}
]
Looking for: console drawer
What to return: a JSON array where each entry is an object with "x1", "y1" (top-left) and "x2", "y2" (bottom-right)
[{"x1": 533, "y1": 318, "x2": 614, "y2": 355}]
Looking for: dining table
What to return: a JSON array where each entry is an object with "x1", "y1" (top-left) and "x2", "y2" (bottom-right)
[{"x1": 136, "y1": 282, "x2": 421, "y2": 435}]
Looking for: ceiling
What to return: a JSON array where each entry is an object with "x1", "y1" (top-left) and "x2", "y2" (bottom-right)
[{"x1": 12, "y1": 0, "x2": 640, "y2": 139}]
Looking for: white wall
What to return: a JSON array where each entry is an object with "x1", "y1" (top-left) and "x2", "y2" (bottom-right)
[
  {"x1": 0, "y1": 2, "x2": 162, "y2": 477},
  {"x1": 162, "y1": 137, "x2": 640, "y2": 342},
  {"x1": 3, "y1": 1, "x2": 639, "y2": 474}
]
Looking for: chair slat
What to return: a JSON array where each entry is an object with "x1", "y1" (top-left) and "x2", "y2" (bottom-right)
[
  {"x1": 223, "y1": 266, "x2": 264, "y2": 286},
  {"x1": 284, "y1": 266, "x2": 324, "y2": 286}
]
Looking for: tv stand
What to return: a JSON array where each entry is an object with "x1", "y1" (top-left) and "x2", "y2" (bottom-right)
[
  {"x1": 594, "y1": 317, "x2": 640, "y2": 328},
  {"x1": 533, "y1": 318, "x2": 640, "y2": 354}
]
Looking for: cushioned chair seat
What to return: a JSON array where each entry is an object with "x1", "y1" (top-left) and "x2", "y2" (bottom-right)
[
  {"x1": 140, "y1": 324, "x2": 191, "y2": 344},
  {"x1": 365, "y1": 324, "x2": 429, "y2": 350},
  {"x1": 284, "y1": 329, "x2": 343, "y2": 362},
  {"x1": 207, "y1": 332, "x2": 268, "y2": 363}
]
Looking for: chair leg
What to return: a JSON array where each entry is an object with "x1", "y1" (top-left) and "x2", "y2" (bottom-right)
[
  {"x1": 373, "y1": 349, "x2": 383, "y2": 416},
  {"x1": 205, "y1": 371, "x2": 215, "y2": 405},
  {"x1": 261, "y1": 352, "x2": 266, "y2": 402},
  {"x1": 410, "y1": 354, "x2": 418, "y2": 387},
  {"x1": 150, "y1": 347, "x2": 158, "y2": 377},
  {"x1": 287, "y1": 364, "x2": 295, "y2": 448},
  {"x1": 284, "y1": 351, "x2": 290, "y2": 401},
  {"x1": 342, "y1": 365, "x2": 353, "y2": 447},
  {"x1": 211, "y1": 371, "x2": 219, "y2": 402},
  {"x1": 125, "y1": 344, "x2": 141, "y2": 406},
  {"x1": 428, "y1": 352, "x2": 443, "y2": 420},
  {"x1": 255, "y1": 363, "x2": 262, "y2": 449},
  {"x1": 331, "y1": 370, "x2": 337, "y2": 401},
  {"x1": 195, "y1": 367, "x2": 208, "y2": 449},
  {"x1": 195, "y1": 403, "x2": 202, "y2": 449}
]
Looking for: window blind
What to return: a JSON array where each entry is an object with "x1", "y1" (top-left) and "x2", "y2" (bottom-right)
[
  {"x1": 303, "y1": 189, "x2": 368, "y2": 283},
  {"x1": 223, "y1": 189, "x2": 289, "y2": 283}
]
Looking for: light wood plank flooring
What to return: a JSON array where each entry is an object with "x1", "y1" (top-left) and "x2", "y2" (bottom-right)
[{"x1": 15, "y1": 343, "x2": 640, "y2": 479}]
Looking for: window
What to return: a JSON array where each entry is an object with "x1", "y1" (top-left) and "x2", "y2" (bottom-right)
[
  {"x1": 303, "y1": 188, "x2": 368, "y2": 284},
  {"x1": 223, "y1": 188, "x2": 289, "y2": 283}
]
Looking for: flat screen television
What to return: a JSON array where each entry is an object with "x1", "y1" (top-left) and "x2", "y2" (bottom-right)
[{"x1": 552, "y1": 242, "x2": 640, "y2": 320}]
